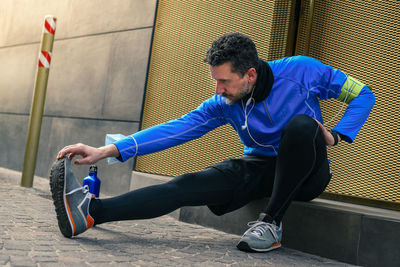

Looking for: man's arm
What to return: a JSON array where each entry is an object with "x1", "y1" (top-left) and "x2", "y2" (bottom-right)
[
  {"x1": 113, "y1": 97, "x2": 226, "y2": 162},
  {"x1": 300, "y1": 56, "x2": 375, "y2": 143},
  {"x1": 57, "y1": 95, "x2": 226, "y2": 165},
  {"x1": 330, "y1": 83, "x2": 375, "y2": 143}
]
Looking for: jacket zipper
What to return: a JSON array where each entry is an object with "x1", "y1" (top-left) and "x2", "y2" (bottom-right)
[{"x1": 263, "y1": 101, "x2": 274, "y2": 124}]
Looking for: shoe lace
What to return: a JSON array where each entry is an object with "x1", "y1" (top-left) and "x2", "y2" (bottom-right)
[
  {"x1": 66, "y1": 185, "x2": 90, "y2": 195},
  {"x1": 245, "y1": 221, "x2": 280, "y2": 241}
]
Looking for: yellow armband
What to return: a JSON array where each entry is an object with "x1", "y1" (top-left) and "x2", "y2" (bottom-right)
[{"x1": 337, "y1": 76, "x2": 365, "y2": 104}]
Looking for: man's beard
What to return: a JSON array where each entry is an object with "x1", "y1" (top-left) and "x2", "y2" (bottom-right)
[{"x1": 224, "y1": 85, "x2": 252, "y2": 105}]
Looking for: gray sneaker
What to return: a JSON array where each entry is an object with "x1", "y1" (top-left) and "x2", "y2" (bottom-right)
[
  {"x1": 49, "y1": 157, "x2": 95, "y2": 238},
  {"x1": 237, "y1": 213, "x2": 282, "y2": 252}
]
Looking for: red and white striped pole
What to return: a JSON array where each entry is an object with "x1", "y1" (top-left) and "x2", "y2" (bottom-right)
[{"x1": 21, "y1": 15, "x2": 57, "y2": 187}]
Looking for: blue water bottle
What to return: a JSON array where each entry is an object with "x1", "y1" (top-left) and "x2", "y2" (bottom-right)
[{"x1": 82, "y1": 165, "x2": 101, "y2": 198}]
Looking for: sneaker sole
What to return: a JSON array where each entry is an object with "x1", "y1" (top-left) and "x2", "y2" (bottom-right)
[
  {"x1": 49, "y1": 158, "x2": 73, "y2": 238},
  {"x1": 237, "y1": 241, "x2": 282, "y2": 252}
]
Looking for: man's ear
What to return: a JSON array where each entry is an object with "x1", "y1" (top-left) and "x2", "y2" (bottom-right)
[{"x1": 247, "y1": 67, "x2": 257, "y2": 83}]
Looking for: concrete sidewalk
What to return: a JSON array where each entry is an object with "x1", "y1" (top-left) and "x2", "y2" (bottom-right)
[{"x1": 0, "y1": 168, "x2": 355, "y2": 266}]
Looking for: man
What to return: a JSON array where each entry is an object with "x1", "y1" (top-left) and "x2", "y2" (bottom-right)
[{"x1": 51, "y1": 32, "x2": 375, "y2": 252}]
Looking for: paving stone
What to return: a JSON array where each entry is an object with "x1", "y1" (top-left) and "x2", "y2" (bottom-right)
[
  {"x1": 56, "y1": 255, "x2": 87, "y2": 265},
  {"x1": 11, "y1": 234, "x2": 34, "y2": 241},
  {"x1": 89, "y1": 263, "x2": 114, "y2": 267},
  {"x1": 32, "y1": 245, "x2": 56, "y2": 252},
  {"x1": 0, "y1": 255, "x2": 9, "y2": 265},
  {"x1": 4, "y1": 240, "x2": 32, "y2": 251},
  {"x1": 33, "y1": 240, "x2": 57, "y2": 247},
  {"x1": 39, "y1": 262, "x2": 69, "y2": 267},
  {"x1": 29, "y1": 251, "x2": 58, "y2": 258},
  {"x1": 112, "y1": 263, "x2": 133, "y2": 267},
  {"x1": 54, "y1": 244, "x2": 82, "y2": 252},
  {"x1": 2, "y1": 249, "x2": 29, "y2": 258},
  {"x1": 9, "y1": 255, "x2": 36, "y2": 267},
  {"x1": 32, "y1": 256, "x2": 58, "y2": 263}
]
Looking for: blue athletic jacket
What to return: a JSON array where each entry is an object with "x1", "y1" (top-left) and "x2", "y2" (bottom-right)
[{"x1": 114, "y1": 56, "x2": 375, "y2": 162}]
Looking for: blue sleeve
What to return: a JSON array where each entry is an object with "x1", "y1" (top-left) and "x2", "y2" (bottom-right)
[
  {"x1": 300, "y1": 56, "x2": 375, "y2": 143},
  {"x1": 331, "y1": 86, "x2": 375, "y2": 143},
  {"x1": 113, "y1": 96, "x2": 227, "y2": 162}
]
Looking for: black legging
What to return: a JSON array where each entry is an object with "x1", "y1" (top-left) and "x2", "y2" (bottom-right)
[{"x1": 91, "y1": 114, "x2": 331, "y2": 225}]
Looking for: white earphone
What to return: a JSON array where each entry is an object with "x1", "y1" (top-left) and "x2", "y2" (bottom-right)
[{"x1": 241, "y1": 97, "x2": 253, "y2": 130}]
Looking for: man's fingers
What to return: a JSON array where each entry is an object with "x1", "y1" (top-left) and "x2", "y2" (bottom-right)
[
  {"x1": 315, "y1": 119, "x2": 328, "y2": 134},
  {"x1": 314, "y1": 119, "x2": 324, "y2": 130},
  {"x1": 57, "y1": 145, "x2": 75, "y2": 157},
  {"x1": 57, "y1": 146, "x2": 70, "y2": 159},
  {"x1": 314, "y1": 119, "x2": 335, "y2": 146},
  {"x1": 56, "y1": 143, "x2": 86, "y2": 159},
  {"x1": 68, "y1": 152, "x2": 76, "y2": 161}
]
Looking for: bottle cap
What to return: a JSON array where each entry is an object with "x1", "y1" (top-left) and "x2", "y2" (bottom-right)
[{"x1": 89, "y1": 165, "x2": 97, "y2": 173}]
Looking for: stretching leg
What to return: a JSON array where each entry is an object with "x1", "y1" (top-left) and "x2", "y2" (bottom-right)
[
  {"x1": 90, "y1": 167, "x2": 237, "y2": 225},
  {"x1": 264, "y1": 114, "x2": 331, "y2": 223}
]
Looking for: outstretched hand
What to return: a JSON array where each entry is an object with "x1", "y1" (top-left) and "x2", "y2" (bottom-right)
[
  {"x1": 56, "y1": 143, "x2": 121, "y2": 165},
  {"x1": 57, "y1": 143, "x2": 102, "y2": 165},
  {"x1": 314, "y1": 120, "x2": 339, "y2": 146}
]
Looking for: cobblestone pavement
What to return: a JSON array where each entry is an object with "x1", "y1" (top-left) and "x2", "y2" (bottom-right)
[{"x1": 0, "y1": 169, "x2": 356, "y2": 266}]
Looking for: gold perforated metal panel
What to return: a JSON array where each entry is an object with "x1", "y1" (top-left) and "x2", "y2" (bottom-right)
[
  {"x1": 135, "y1": 0, "x2": 293, "y2": 176},
  {"x1": 296, "y1": 0, "x2": 400, "y2": 209}
]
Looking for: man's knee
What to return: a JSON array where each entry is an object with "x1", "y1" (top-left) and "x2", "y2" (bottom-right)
[{"x1": 282, "y1": 114, "x2": 318, "y2": 139}]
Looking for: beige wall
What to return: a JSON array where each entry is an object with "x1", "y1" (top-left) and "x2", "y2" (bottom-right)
[{"x1": 0, "y1": 0, "x2": 157, "y2": 195}]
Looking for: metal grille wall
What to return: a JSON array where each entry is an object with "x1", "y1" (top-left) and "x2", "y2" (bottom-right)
[
  {"x1": 296, "y1": 0, "x2": 400, "y2": 209},
  {"x1": 135, "y1": 0, "x2": 293, "y2": 176}
]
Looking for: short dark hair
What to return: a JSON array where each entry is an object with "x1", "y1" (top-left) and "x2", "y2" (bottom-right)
[{"x1": 204, "y1": 32, "x2": 258, "y2": 77}]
